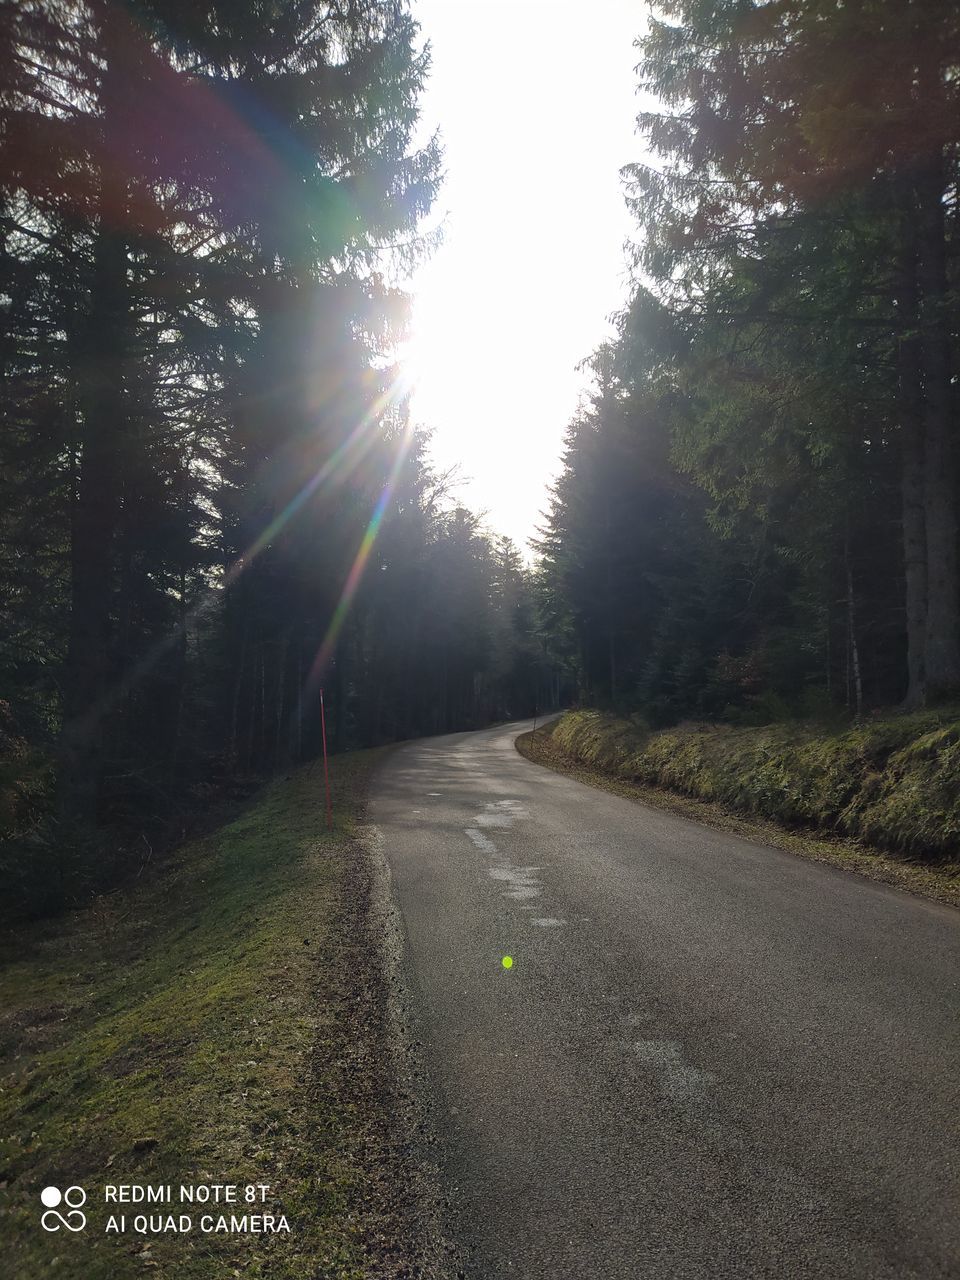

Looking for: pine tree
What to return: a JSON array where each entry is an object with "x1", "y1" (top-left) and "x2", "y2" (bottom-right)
[{"x1": 628, "y1": 0, "x2": 960, "y2": 702}]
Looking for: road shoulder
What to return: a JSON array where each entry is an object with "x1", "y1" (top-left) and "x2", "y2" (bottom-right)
[{"x1": 517, "y1": 727, "x2": 960, "y2": 911}]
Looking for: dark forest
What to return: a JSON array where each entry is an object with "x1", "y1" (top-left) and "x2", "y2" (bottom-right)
[{"x1": 3, "y1": 0, "x2": 959, "y2": 914}]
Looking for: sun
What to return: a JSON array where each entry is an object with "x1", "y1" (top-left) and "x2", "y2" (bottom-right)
[
  {"x1": 397, "y1": 251, "x2": 576, "y2": 552},
  {"x1": 399, "y1": 261, "x2": 498, "y2": 430}
]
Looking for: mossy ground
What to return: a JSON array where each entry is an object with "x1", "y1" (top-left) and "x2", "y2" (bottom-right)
[
  {"x1": 519, "y1": 712, "x2": 960, "y2": 909},
  {"x1": 0, "y1": 751, "x2": 387, "y2": 1279}
]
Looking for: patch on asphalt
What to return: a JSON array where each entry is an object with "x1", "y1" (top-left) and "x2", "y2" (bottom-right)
[
  {"x1": 465, "y1": 827, "x2": 497, "y2": 854},
  {"x1": 633, "y1": 1038, "x2": 716, "y2": 1100}
]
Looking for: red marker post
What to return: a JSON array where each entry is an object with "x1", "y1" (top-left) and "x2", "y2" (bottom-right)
[{"x1": 319, "y1": 688, "x2": 333, "y2": 831}]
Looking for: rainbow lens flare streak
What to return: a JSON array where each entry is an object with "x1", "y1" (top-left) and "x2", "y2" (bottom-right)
[
  {"x1": 224, "y1": 379, "x2": 403, "y2": 588},
  {"x1": 77, "y1": 376, "x2": 408, "y2": 734},
  {"x1": 307, "y1": 417, "x2": 415, "y2": 692}
]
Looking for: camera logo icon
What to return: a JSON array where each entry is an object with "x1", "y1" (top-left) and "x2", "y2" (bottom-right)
[{"x1": 40, "y1": 1185, "x2": 87, "y2": 1232}]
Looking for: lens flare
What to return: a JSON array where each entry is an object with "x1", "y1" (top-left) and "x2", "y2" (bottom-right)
[
  {"x1": 225, "y1": 378, "x2": 404, "y2": 588},
  {"x1": 306, "y1": 415, "x2": 415, "y2": 691},
  {"x1": 74, "y1": 372, "x2": 409, "y2": 736}
]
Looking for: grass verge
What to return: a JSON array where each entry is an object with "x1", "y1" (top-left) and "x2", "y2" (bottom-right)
[
  {"x1": 518, "y1": 715, "x2": 960, "y2": 910},
  {"x1": 0, "y1": 749, "x2": 432, "y2": 1279}
]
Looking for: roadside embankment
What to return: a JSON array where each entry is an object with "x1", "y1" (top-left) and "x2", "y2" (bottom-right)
[
  {"x1": 0, "y1": 751, "x2": 453, "y2": 1279},
  {"x1": 518, "y1": 710, "x2": 960, "y2": 908}
]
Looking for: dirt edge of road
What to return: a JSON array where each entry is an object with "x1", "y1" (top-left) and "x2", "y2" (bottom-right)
[
  {"x1": 346, "y1": 818, "x2": 465, "y2": 1279},
  {"x1": 517, "y1": 727, "x2": 960, "y2": 911}
]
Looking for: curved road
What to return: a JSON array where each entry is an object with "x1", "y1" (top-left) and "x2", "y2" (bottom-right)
[{"x1": 370, "y1": 719, "x2": 960, "y2": 1279}]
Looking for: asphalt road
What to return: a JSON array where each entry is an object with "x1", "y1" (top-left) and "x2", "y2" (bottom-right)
[{"x1": 369, "y1": 719, "x2": 960, "y2": 1279}]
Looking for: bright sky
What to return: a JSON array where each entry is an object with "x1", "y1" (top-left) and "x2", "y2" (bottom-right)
[{"x1": 403, "y1": 1, "x2": 647, "y2": 555}]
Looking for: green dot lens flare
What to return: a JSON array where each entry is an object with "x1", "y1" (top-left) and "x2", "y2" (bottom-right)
[{"x1": 501, "y1": 955, "x2": 513, "y2": 969}]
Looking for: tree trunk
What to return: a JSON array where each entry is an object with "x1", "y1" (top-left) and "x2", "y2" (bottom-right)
[
  {"x1": 915, "y1": 55, "x2": 960, "y2": 699},
  {"x1": 896, "y1": 202, "x2": 928, "y2": 708},
  {"x1": 605, "y1": 511, "x2": 617, "y2": 703},
  {"x1": 845, "y1": 537, "x2": 863, "y2": 721},
  {"x1": 58, "y1": 31, "x2": 127, "y2": 821},
  {"x1": 333, "y1": 644, "x2": 347, "y2": 749},
  {"x1": 295, "y1": 640, "x2": 303, "y2": 763},
  {"x1": 228, "y1": 619, "x2": 249, "y2": 773},
  {"x1": 170, "y1": 569, "x2": 189, "y2": 771},
  {"x1": 258, "y1": 643, "x2": 267, "y2": 764},
  {"x1": 900, "y1": 411, "x2": 928, "y2": 709},
  {"x1": 245, "y1": 644, "x2": 259, "y2": 771},
  {"x1": 274, "y1": 630, "x2": 289, "y2": 771}
]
